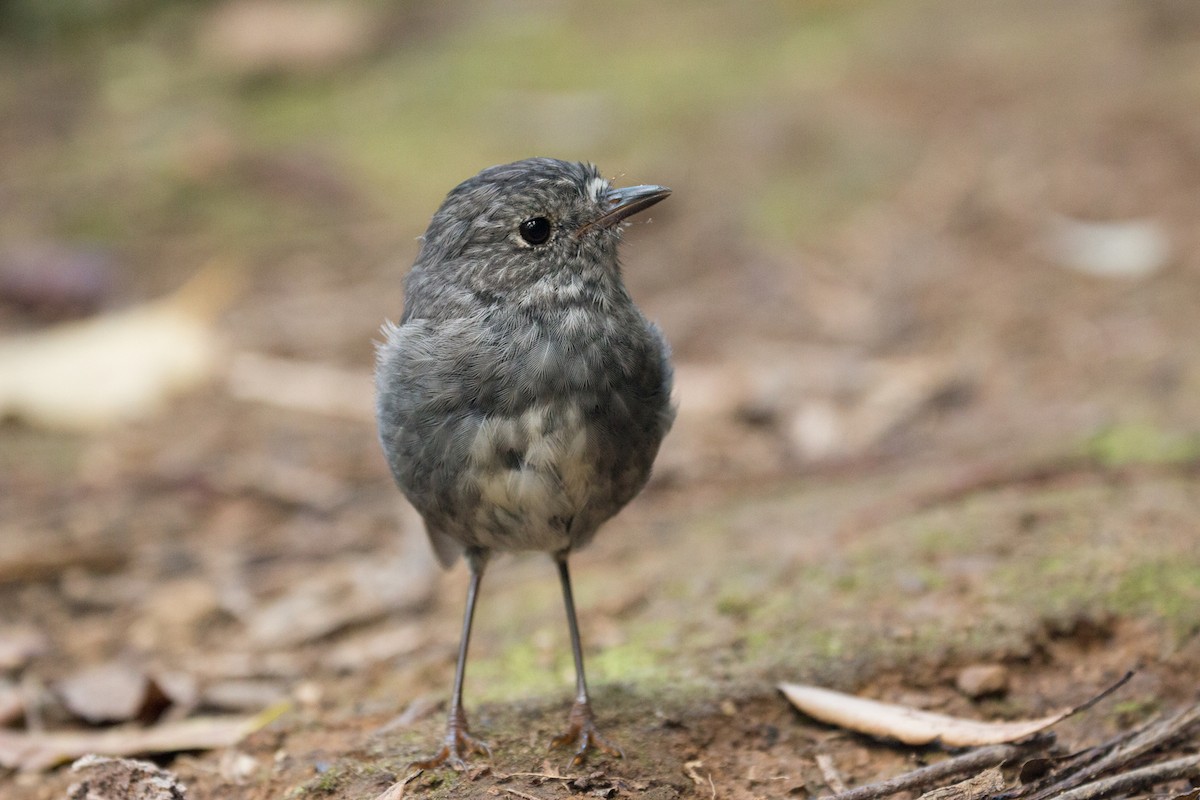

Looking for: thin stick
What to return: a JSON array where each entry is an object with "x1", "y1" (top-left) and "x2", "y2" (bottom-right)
[
  {"x1": 499, "y1": 787, "x2": 545, "y2": 800},
  {"x1": 1020, "y1": 704, "x2": 1200, "y2": 800},
  {"x1": 817, "y1": 754, "x2": 849, "y2": 794},
  {"x1": 1052, "y1": 753, "x2": 1200, "y2": 800},
  {"x1": 817, "y1": 742, "x2": 1043, "y2": 800}
]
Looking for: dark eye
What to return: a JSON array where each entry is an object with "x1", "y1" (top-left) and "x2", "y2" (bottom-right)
[{"x1": 518, "y1": 217, "x2": 552, "y2": 245}]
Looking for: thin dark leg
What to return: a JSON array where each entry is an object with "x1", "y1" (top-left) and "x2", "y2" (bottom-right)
[
  {"x1": 558, "y1": 555, "x2": 590, "y2": 706},
  {"x1": 410, "y1": 558, "x2": 492, "y2": 770},
  {"x1": 449, "y1": 560, "x2": 484, "y2": 718},
  {"x1": 550, "y1": 554, "x2": 623, "y2": 764}
]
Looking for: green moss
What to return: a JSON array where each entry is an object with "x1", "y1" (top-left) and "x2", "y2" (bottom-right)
[
  {"x1": 1112, "y1": 561, "x2": 1200, "y2": 630},
  {"x1": 1085, "y1": 422, "x2": 1200, "y2": 467},
  {"x1": 300, "y1": 763, "x2": 350, "y2": 796},
  {"x1": 831, "y1": 570, "x2": 861, "y2": 592},
  {"x1": 293, "y1": 761, "x2": 397, "y2": 798},
  {"x1": 715, "y1": 591, "x2": 755, "y2": 618},
  {"x1": 1111, "y1": 697, "x2": 1161, "y2": 721},
  {"x1": 810, "y1": 629, "x2": 848, "y2": 660},
  {"x1": 470, "y1": 640, "x2": 551, "y2": 702},
  {"x1": 590, "y1": 637, "x2": 670, "y2": 685}
]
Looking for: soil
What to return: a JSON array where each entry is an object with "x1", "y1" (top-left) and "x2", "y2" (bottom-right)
[{"x1": 2, "y1": 2, "x2": 1199, "y2": 799}]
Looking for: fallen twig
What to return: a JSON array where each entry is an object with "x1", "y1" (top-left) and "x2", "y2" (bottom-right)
[
  {"x1": 684, "y1": 759, "x2": 717, "y2": 799},
  {"x1": 1051, "y1": 753, "x2": 1200, "y2": 800},
  {"x1": 817, "y1": 753, "x2": 849, "y2": 794},
  {"x1": 818, "y1": 741, "x2": 1048, "y2": 800},
  {"x1": 919, "y1": 766, "x2": 1006, "y2": 800},
  {"x1": 816, "y1": 699, "x2": 1199, "y2": 800},
  {"x1": 1012, "y1": 704, "x2": 1200, "y2": 800},
  {"x1": 499, "y1": 787, "x2": 546, "y2": 800}
]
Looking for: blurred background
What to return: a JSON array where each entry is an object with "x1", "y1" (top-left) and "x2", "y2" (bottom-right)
[{"x1": 1, "y1": 0, "x2": 1198, "y2": 796}]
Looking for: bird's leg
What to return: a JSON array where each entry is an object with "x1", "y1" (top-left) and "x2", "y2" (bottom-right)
[
  {"x1": 549, "y1": 555, "x2": 624, "y2": 765},
  {"x1": 411, "y1": 558, "x2": 492, "y2": 771}
]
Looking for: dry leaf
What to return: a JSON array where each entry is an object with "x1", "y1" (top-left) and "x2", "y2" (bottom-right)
[
  {"x1": 0, "y1": 261, "x2": 237, "y2": 431},
  {"x1": 0, "y1": 624, "x2": 50, "y2": 671},
  {"x1": 323, "y1": 622, "x2": 425, "y2": 673},
  {"x1": 0, "y1": 679, "x2": 24, "y2": 726},
  {"x1": 219, "y1": 453, "x2": 353, "y2": 510},
  {"x1": 225, "y1": 351, "x2": 374, "y2": 422},
  {"x1": 57, "y1": 662, "x2": 168, "y2": 725},
  {"x1": 779, "y1": 683, "x2": 1071, "y2": 747},
  {"x1": 0, "y1": 708, "x2": 276, "y2": 771},
  {"x1": 244, "y1": 553, "x2": 436, "y2": 649},
  {"x1": 373, "y1": 770, "x2": 421, "y2": 800},
  {"x1": 200, "y1": 678, "x2": 287, "y2": 712}
]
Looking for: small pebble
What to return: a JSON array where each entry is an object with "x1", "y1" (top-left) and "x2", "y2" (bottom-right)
[{"x1": 955, "y1": 663, "x2": 1010, "y2": 698}]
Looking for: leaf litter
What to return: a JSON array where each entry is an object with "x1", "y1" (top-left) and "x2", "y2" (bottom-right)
[
  {"x1": 780, "y1": 673, "x2": 1200, "y2": 800},
  {"x1": 0, "y1": 704, "x2": 284, "y2": 772}
]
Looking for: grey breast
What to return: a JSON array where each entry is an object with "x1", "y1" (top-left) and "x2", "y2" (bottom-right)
[{"x1": 375, "y1": 303, "x2": 674, "y2": 560}]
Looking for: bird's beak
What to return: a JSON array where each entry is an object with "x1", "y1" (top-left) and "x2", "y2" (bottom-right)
[{"x1": 578, "y1": 185, "x2": 671, "y2": 235}]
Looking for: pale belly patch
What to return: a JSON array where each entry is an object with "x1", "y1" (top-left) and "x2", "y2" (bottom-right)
[{"x1": 466, "y1": 403, "x2": 595, "y2": 551}]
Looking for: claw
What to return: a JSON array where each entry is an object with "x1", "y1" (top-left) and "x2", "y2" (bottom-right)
[
  {"x1": 409, "y1": 709, "x2": 492, "y2": 771},
  {"x1": 549, "y1": 700, "x2": 623, "y2": 765}
]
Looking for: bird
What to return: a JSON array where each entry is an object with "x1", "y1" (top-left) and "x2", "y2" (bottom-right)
[{"x1": 375, "y1": 158, "x2": 675, "y2": 769}]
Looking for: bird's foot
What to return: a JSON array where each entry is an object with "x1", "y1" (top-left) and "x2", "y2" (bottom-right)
[
  {"x1": 409, "y1": 709, "x2": 492, "y2": 771},
  {"x1": 549, "y1": 700, "x2": 623, "y2": 766}
]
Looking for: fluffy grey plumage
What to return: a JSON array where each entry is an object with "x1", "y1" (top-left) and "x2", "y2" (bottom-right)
[
  {"x1": 374, "y1": 158, "x2": 674, "y2": 769},
  {"x1": 376, "y1": 158, "x2": 675, "y2": 568}
]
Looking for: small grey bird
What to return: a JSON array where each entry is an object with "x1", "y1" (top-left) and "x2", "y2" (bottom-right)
[{"x1": 375, "y1": 158, "x2": 674, "y2": 768}]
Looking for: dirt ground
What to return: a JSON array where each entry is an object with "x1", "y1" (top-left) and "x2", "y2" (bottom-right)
[{"x1": 2, "y1": 2, "x2": 1199, "y2": 798}]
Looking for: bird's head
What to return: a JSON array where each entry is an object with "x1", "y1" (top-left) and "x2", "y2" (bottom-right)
[{"x1": 412, "y1": 158, "x2": 669, "y2": 299}]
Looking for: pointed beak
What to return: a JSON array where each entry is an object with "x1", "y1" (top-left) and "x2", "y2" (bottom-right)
[{"x1": 579, "y1": 184, "x2": 671, "y2": 235}]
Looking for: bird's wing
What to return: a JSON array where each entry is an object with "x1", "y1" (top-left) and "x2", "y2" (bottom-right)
[{"x1": 425, "y1": 525, "x2": 462, "y2": 568}]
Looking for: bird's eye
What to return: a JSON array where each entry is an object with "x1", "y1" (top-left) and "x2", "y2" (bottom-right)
[{"x1": 518, "y1": 217, "x2": 552, "y2": 246}]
